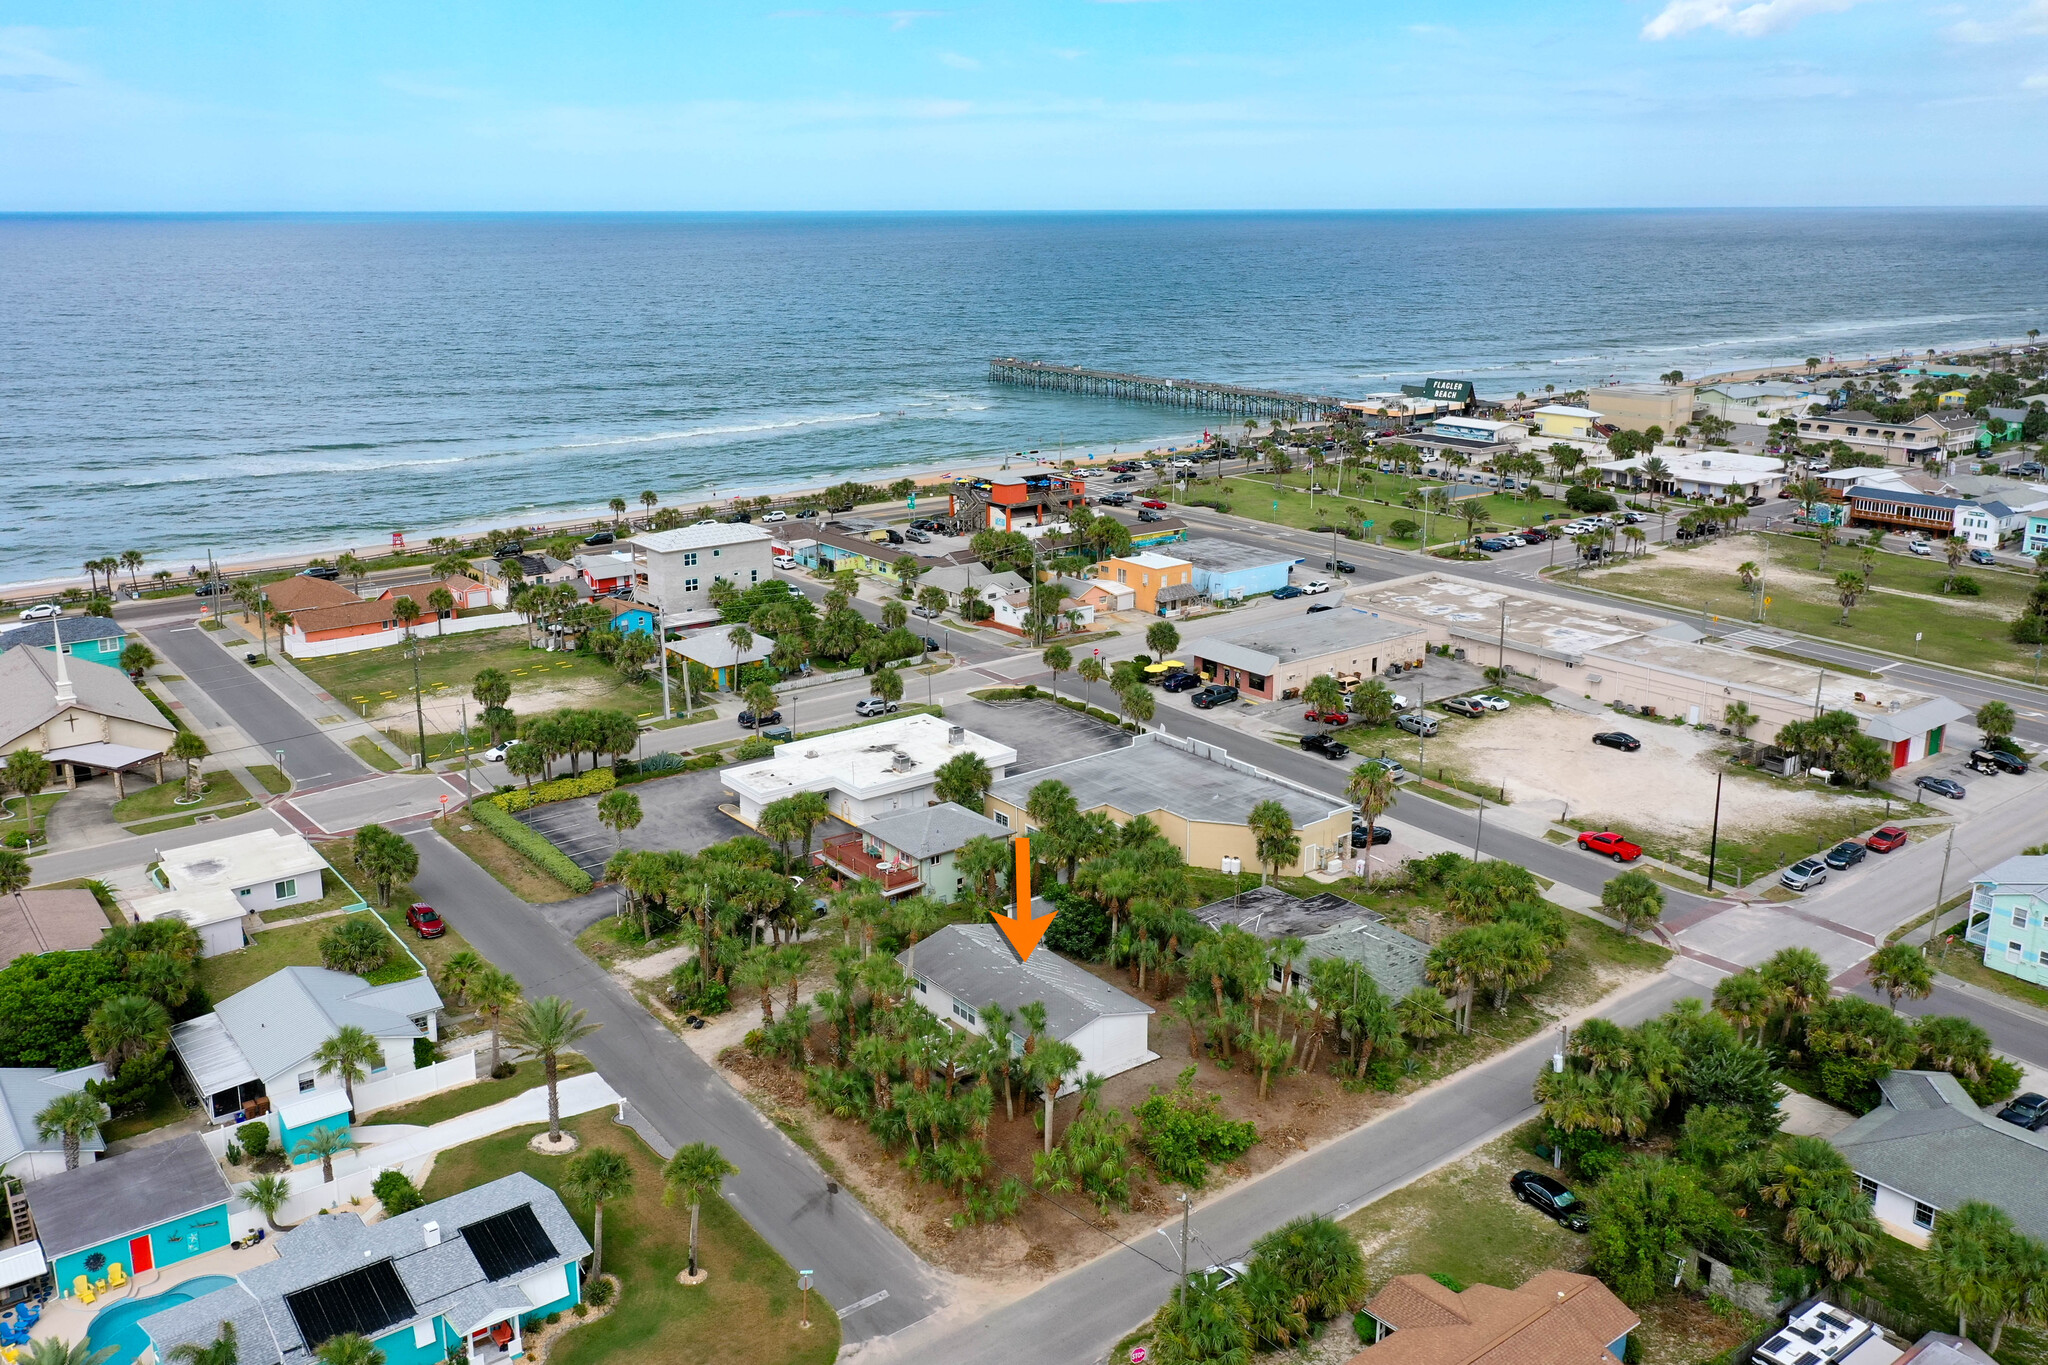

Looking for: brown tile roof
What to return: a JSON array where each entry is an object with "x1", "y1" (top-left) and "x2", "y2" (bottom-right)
[
  {"x1": 378, "y1": 574, "x2": 482, "y2": 603},
  {"x1": 0, "y1": 890, "x2": 110, "y2": 959},
  {"x1": 261, "y1": 576, "x2": 364, "y2": 614},
  {"x1": 292, "y1": 599, "x2": 398, "y2": 634},
  {"x1": 1350, "y1": 1272, "x2": 1637, "y2": 1365}
]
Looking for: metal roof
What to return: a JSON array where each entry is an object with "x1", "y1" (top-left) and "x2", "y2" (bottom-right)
[
  {"x1": 1831, "y1": 1071, "x2": 2048, "y2": 1242},
  {"x1": 1187, "y1": 611, "x2": 1422, "y2": 677},
  {"x1": 630, "y1": 523, "x2": 773, "y2": 553},
  {"x1": 902, "y1": 923, "x2": 1152, "y2": 1042},
  {"x1": 169, "y1": 1012, "x2": 259, "y2": 1096},
  {"x1": 1177, "y1": 540, "x2": 1301, "y2": 574},
  {"x1": 197, "y1": 965, "x2": 442, "y2": 1085},
  {"x1": 1846, "y1": 486, "x2": 1965, "y2": 511},
  {"x1": 1974, "y1": 854, "x2": 2048, "y2": 890},
  {"x1": 988, "y1": 731, "x2": 1348, "y2": 830},
  {"x1": 26, "y1": 1133, "x2": 230, "y2": 1258}
]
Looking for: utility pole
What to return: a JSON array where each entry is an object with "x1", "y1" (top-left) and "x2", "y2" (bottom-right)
[
  {"x1": 1812, "y1": 668, "x2": 1826, "y2": 719},
  {"x1": 1176, "y1": 1194, "x2": 1191, "y2": 1315},
  {"x1": 1497, "y1": 602, "x2": 1508, "y2": 673},
  {"x1": 1926, "y1": 826, "x2": 1957, "y2": 951},
  {"x1": 1472, "y1": 798, "x2": 1485, "y2": 859},
  {"x1": 1705, "y1": 771, "x2": 1723, "y2": 891},
  {"x1": 459, "y1": 703, "x2": 473, "y2": 798},
  {"x1": 408, "y1": 641, "x2": 427, "y2": 769}
]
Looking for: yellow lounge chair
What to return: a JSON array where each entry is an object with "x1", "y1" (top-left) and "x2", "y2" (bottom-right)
[
  {"x1": 107, "y1": 1263, "x2": 128, "y2": 1288},
  {"x1": 74, "y1": 1280, "x2": 95, "y2": 1305}
]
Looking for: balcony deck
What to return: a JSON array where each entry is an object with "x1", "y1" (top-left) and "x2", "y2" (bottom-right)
[{"x1": 815, "y1": 834, "x2": 922, "y2": 894}]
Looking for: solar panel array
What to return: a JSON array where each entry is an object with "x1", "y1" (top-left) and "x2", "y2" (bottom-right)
[
  {"x1": 284, "y1": 1260, "x2": 416, "y2": 1349},
  {"x1": 460, "y1": 1204, "x2": 559, "y2": 1282}
]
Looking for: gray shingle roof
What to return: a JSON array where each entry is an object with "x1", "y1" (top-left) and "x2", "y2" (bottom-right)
[
  {"x1": 0, "y1": 644, "x2": 174, "y2": 750},
  {"x1": 0, "y1": 1064, "x2": 107, "y2": 1166},
  {"x1": 861, "y1": 803, "x2": 1010, "y2": 861},
  {"x1": 988, "y1": 732, "x2": 1349, "y2": 830},
  {"x1": 902, "y1": 923, "x2": 1152, "y2": 1042},
  {"x1": 1297, "y1": 916, "x2": 1433, "y2": 999},
  {"x1": 142, "y1": 1173, "x2": 590, "y2": 1365},
  {"x1": 1193, "y1": 886, "x2": 1372, "y2": 939},
  {"x1": 1846, "y1": 486, "x2": 1965, "y2": 511},
  {"x1": 1974, "y1": 855, "x2": 2048, "y2": 891},
  {"x1": 0, "y1": 616, "x2": 125, "y2": 652},
  {"x1": 206, "y1": 966, "x2": 443, "y2": 1083},
  {"x1": 1831, "y1": 1071, "x2": 2048, "y2": 1241},
  {"x1": 26, "y1": 1133, "x2": 230, "y2": 1258}
]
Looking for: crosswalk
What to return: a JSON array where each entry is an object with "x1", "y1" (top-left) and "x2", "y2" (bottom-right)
[{"x1": 1717, "y1": 627, "x2": 1791, "y2": 649}]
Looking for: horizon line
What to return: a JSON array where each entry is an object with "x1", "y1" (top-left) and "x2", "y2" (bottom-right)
[{"x1": 3, "y1": 204, "x2": 2048, "y2": 219}]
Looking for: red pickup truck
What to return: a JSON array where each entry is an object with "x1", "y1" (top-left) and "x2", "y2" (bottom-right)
[{"x1": 1576, "y1": 831, "x2": 1643, "y2": 863}]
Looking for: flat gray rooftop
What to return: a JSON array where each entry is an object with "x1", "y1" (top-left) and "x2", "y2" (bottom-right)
[
  {"x1": 1186, "y1": 610, "x2": 1423, "y2": 673},
  {"x1": 988, "y1": 732, "x2": 1346, "y2": 829},
  {"x1": 1193, "y1": 886, "x2": 1375, "y2": 938},
  {"x1": 1179, "y1": 539, "x2": 1302, "y2": 573}
]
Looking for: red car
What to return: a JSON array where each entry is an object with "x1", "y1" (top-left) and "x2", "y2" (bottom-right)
[
  {"x1": 405, "y1": 903, "x2": 446, "y2": 938},
  {"x1": 1304, "y1": 708, "x2": 1348, "y2": 725},
  {"x1": 1140, "y1": 499, "x2": 1169, "y2": 510},
  {"x1": 1865, "y1": 825, "x2": 1909, "y2": 853},
  {"x1": 1576, "y1": 831, "x2": 1642, "y2": 863}
]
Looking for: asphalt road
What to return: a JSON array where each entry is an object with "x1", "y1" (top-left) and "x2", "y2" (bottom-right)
[
  {"x1": 406, "y1": 829, "x2": 948, "y2": 1343},
  {"x1": 145, "y1": 620, "x2": 367, "y2": 785}
]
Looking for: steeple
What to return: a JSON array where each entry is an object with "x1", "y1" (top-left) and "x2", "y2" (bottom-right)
[{"x1": 50, "y1": 616, "x2": 75, "y2": 706}]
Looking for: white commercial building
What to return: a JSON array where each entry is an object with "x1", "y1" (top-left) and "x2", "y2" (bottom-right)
[
  {"x1": 628, "y1": 523, "x2": 777, "y2": 616},
  {"x1": 1591, "y1": 448, "x2": 1788, "y2": 502},
  {"x1": 900, "y1": 923, "x2": 1158, "y2": 1089},
  {"x1": 155, "y1": 828, "x2": 329, "y2": 915},
  {"x1": 1423, "y1": 416, "x2": 1526, "y2": 446},
  {"x1": 720, "y1": 712, "x2": 1017, "y2": 828}
]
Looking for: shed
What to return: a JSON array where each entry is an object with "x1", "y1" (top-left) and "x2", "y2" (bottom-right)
[{"x1": 127, "y1": 885, "x2": 249, "y2": 958}]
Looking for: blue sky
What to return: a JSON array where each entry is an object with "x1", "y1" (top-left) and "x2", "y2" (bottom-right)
[{"x1": 3, "y1": 0, "x2": 2045, "y2": 209}]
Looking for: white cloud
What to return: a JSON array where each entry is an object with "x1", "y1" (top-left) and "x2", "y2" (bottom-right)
[
  {"x1": 2026, "y1": 69, "x2": 2048, "y2": 85},
  {"x1": 1943, "y1": 0, "x2": 2048, "y2": 41},
  {"x1": 1642, "y1": 0, "x2": 1873, "y2": 40},
  {"x1": 937, "y1": 50, "x2": 980, "y2": 69},
  {"x1": 0, "y1": 26, "x2": 88, "y2": 91}
]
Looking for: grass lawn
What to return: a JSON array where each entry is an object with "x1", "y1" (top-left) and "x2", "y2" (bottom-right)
[
  {"x1": 349, "y1": 736, "x2": 401, "y2": 771},
  {"x1": 1591, "y1": 531, "x2": 2042, "y2": 677},
  {"x1": 299, "y1": 630, "x2": 663, "y2": 721},
  {"x1": 111, "y1": 772, "x2": 253, "y2": 823},
  {"x1": 420, "y1": 1111, "x2": 839, "y2": 1365},
  {"x1": 2, "y1": 791, "x2": 68, "y2": 837},
  {"x1": 198, "y1": 909, "x2": 420, "y2": 999},
  {"x1": 104, "y1": 1085, "x2": 190, "y2": 1142},
  {"x1": 1931, "y1": 928, "x2": 2048, "y2": 1013},
  {"x1": 434, "y1": 815, "x2": 580, "y2": 905},
  {"x1": 363, "y1": 1054, "x2": 591, "y2": 1125},
  {"x1": 373, "y1": 897, "x2": 483, "y2": 982},
  {"x1": 1211, "y1": 470, "x2": 1577, "y2": 548},
  {"x1": 246, "y1": 763, "x2": 290, "y2": 794},
  {"x1": 255, "y1": 877, "x2": 368, "y2": 923},
  {"x1": 126, "y1": 802, "x2": 261, "y2": 835}
]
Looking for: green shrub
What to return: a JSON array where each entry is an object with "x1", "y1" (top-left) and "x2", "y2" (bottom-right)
[
  {"x1": 320, "y1": 917, "x2": 392, "y2": 975},
  {"x1": 491, "y1": 768, "x2": 616, "y2": 814},
  {"x1": 413, "y1": 1036, "x2": 437, "y2": 1068},
  {"x1": 238, "y1": 1119, "x2": 272, "y2": 1158},
  {"x1": 733, "y1": 736, "x2": 776, "y2": 761},
  {"x1": 585, "y1": 1276, "x2": 615, "y2": 1308},
  {"x1": 372, "y1": 1169, "x2": 425, "y2": 1215},
  {"x1": 469, "y1": 801, "x2": 596, "y2": 894},
  {"x1": 1135, "y1": 1066, "x2": 1258, "y2": 1189},
  {"x1": 1950, "y1": 575, "x2": 1982, "y2": 596}
]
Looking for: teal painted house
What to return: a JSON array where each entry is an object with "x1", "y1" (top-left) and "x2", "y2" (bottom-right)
[
  {"x1": 601, "y1": 599, "x2": 660, "y2": 638},
  {"x1": 1966, "y1": 854, "x2": 2048, "y2": 987},
  {"x1": 141, "y1": 1173, "x2": 589, "y2": 1365},
  {"x1": 0, "y1": 615, "x2": 127, "y2": 669},
  {"x1": 27, "y1": 1134, "x2": 232, "y2": 1298}
]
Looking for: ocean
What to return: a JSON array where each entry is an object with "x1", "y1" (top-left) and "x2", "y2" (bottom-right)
[{"x1": 3, "y1": 209, "x2": 2043, "y2": 587}]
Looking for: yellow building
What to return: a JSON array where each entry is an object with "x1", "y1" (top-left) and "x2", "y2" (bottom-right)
[
  {"x1": 1531, "y1": 405, "x2": 1602, "y2": 440},
  {"x1": 984, "y1": 733, "x2": 1352, "y2": 877},
  {"x1": 1589, "y1": 384, "x2": 1695, "y2": 435},
  {"x1": 1089, "y1": 552, "x2": 1195, "y2": 615}
]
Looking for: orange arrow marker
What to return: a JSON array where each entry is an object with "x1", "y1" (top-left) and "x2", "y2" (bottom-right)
[{"x1": 991, "y1": 834, "x2": 1057, "y2": 962}]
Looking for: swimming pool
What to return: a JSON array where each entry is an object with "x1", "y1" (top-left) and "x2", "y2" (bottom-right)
[{"x1": 84, "y1": 1274, "x2": 240, "y2": 1365}]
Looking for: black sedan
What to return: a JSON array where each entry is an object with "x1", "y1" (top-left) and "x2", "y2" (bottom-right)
[
  {"x1": 1822, "y1": 841, "x2": 1867, "y2": 870},
  {"x1": 1997, "y1": 1093, "x2": 2048, "y2": 1130},
  {"x1": 1509, "y1": 1170, "x2": 1589, "y2": 1232},
  {"x1": 1591, "y1": 732, "x2": 1641, "y2": 752},
  {"x1": 1325, "y1": 559, "x2": 1357, "y2": 573},
  {"x1": 1161, "y1": 672, "x2": 1204, "y2": 693},
  {"x1": 1350, "y1": 823, "x2": 1392, "y2": 848},
  {"x1": 1306, "y1": 603, "x2": 1336, "y2": 614},
  {"x1": 1301, "y1": 733, "x2": 1349, "y2": 760},
  {"x1": 1916, "y1": 775, "x2": 1967, "y2": 800},
  {"x1": 737, "y1": 708, "x2": 783, "y2": 729}
]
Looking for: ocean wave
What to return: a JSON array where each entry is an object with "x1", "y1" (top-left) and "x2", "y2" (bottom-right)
[
  {"x1": 555, "y1": 411, "x2": 889, "y2": 449},
  {"x1": 119, "y1": 452, "x2": 481, "y2": 488}
]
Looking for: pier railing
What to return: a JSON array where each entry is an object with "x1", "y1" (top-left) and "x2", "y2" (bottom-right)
[{"x1": 988, "y1": 358, "x2": 1345, "y2": 422}]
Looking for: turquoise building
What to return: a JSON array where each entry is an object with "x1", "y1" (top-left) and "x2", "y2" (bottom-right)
[
  {"x1": 1965, "y1": 855, "x2": 2048, "y2": 987},
  {"x1": 0, "y1": 614, "x2": 128, "y2": 669},
  {"x1": 601, "y1": 599, "x2": 660, "y2": 638},
  {"x1": 141, "y1": 1172, "x2": 588, "y2": 1365},
  {"x1": 27, "y1": 1134, "x2": 233, "y2": 1298}
]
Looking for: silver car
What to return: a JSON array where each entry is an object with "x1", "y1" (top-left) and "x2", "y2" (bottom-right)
[{"x1": 1780, "y1": 858, "x2": 1829, "y2": 891}]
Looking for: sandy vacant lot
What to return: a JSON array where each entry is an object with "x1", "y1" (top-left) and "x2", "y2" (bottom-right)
[
  {"x1": 1429, "y1": 702, "x2": 1876, "y2": 846},
  {"x1": 1601, "y1": 534, "x2": 2008, "y2": 620}
]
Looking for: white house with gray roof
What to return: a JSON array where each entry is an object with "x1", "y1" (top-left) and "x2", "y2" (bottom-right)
[
  {"x1": 140, "y1": 1172, "x2": 589, "y2": 1365},
  {"x1": 1829, "y1": 1070, "x2": 2048, "y2": 1247},
  {"x1": 900, "y1": 923, "x2": 1157, "y2": 1089},
  {"x1": 171, "y1": 963, "x2": 443, "y2": 1129},
  {"x1": 816, "y1": 802, "x2": 1010, "y2": 902},
  {"x1": 0, "y1": 1063, "x2": 108, "y2": 1181}
]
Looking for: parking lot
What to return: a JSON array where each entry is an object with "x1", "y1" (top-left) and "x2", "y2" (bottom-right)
[
  {"x1": 514, "y1": 768, "x2": 799, "y2": 875},
  {"x1": 941, "y1": 697, "x2": 1130, "y2": 777}
]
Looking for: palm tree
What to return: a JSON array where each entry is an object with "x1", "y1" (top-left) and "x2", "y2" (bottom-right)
[
  {"x1": 1346, "y1": 762, "x2": 1396, "y2": 886},
  {"x1": 1832, "y1": 571, "x2": 1864, "y2": 624},
  {"x1": 245, "y1": 1173, "x2": 291, "y2": 1231},
  {"x1": 1041, "y1": 644, "x2": 1071, "y2": 704},
  {"x1": 1724, "y1": 701, "x2": 1757, "y2": 739},
  {"x1": 35, "y1": 1090, "x2": 110, "y2": 1170},
  {"x1": 18, "y1": 1341, "x2": 118, "y2": 1365},
  {"x1": 597, "y1": 789, "x2": 643, "y2": 851},
  {"x1": 1932, "y1": 1201, "x2": 2009, "y2": 1338},
  {"x1": 1866, "y1": 942, "x2": 1933, "y2": 1006},
  {"x1": 1027, "y1": 1038, "x2": 1084, "y2": 1153},
  {"x1": 469, "y1": 967, "x2": 523, "y2": 1076},
  {"x1": 1977, "y1": 700, "x2": 2017, "y2": 748},
  {"x1": 167, "y1": 1321, "x2": 238, "y2": 1365},
  {"x1": 426, "y1": 586, "x2": 456, "y2": 636},
  {"x1": 1736, "y1": 560, "x2": 1760, "y2": 592},
  {"x1": 1600, "y1": 870, "x2": 1664, "y2": 937},
  {"x1": 170, "y1": 730, "x2": 209, "y2": 801},
  {"x1": 313, "y1": 1334, "x2": 384, "y2": 1365},
  {"x1": 509, "y1": 995, "x2": 600, "y2": 1143},
  {"x1": 1248, "y1": 800, "x2": 1298, "y2": 885},
  {"x1": 563, "y1": 1147, "x2": 634, "y2": 1278},
  {"x1": 312, "y1": 1024, "x2": 385, "y2": 1109},
  {"x1": 85, "y1": 992, "x2": 173, "y2": 1072},
  {"x1": 1944, "y1": 536, "x2": 1967, "y2": 592},
  {"x1": 1785, "y1": 1184, "x2": 1881, "y2": 1283},
  {"x1": 390, "y1": 595, "x2": 421, "y2": 640},
  {"x1": 663, "y1": 1142, "x2": 739, "y2": 1279},
  {"x1": 293, "y1": 1124, "x2": 356, "y2": 1182},
  {"x1": 639, "y1": 489, "x2": 659, "y2": 522}
]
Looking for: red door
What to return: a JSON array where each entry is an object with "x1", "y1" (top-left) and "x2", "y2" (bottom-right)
[
  {"x1": 129, "y1": 1235, "x2": 153, "y2": 1273},
  {"x1": 1892, "y1": 738, "x2": 1910, "y2": 769}
]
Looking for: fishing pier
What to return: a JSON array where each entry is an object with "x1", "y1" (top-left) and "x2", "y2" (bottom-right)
[{"x1": 987, "y1": 358, "x2": 1346, "y2": 422}]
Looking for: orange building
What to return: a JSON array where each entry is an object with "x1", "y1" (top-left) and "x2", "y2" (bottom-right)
[
  {"x1": 1090, "y1": 552, "x2": 1195, "y2": 615},
  {"x1": 952, "y1": 472, "x2": 1087, "y2": 530}
]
